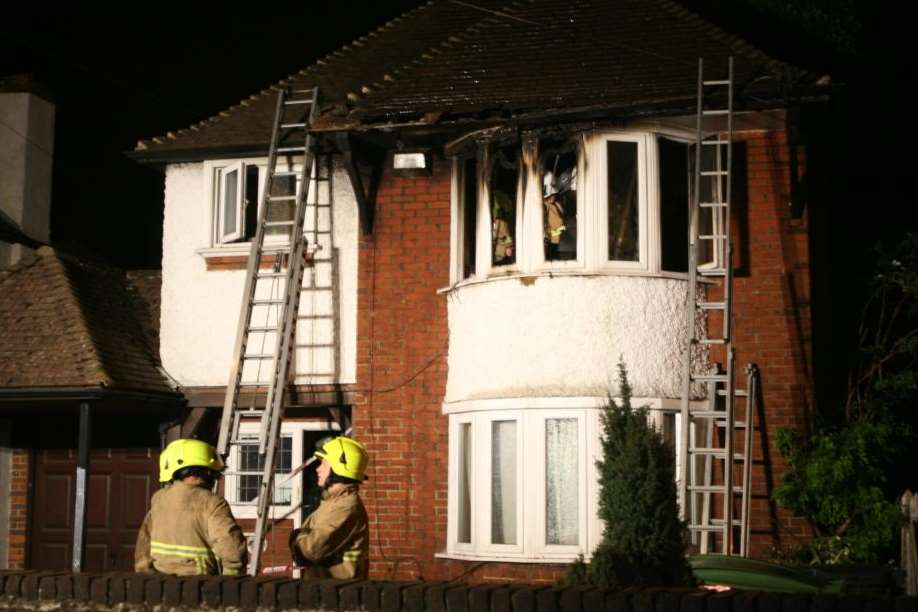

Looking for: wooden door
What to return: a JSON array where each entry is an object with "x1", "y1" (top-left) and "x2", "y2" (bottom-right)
[{"x1": 30, "y1": 447, "x2": 158, "y2": 571}]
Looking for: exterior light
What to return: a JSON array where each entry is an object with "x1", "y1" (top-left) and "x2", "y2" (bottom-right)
[{"x1": 392, "y1": 152, "x2": 428, "y2": 170}]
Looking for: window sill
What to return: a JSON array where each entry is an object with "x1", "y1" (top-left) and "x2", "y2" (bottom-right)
[
  {"x1": 435, "y1": 550, "x2": 586, "y2": 564},
  {"x1": 196, "y1": 243, "x2": 302, "y2": 271},
  {"x1": 438, "y1": 268, "x2": 691, "y2": 294}
]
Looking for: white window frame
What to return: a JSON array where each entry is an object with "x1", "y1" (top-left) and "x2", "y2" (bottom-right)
[
  {"x1": 481, "y1": 411, "x2": 525, "y2": 556},
  {"x1": 534, "y1": 134, "x2": 587, "y2": 273},
  {"x1": 217, "y1": 161, "x2": 245, "y2": 244},
  {"x1": 225, "y1": 419, "x2": 339, "y2": 522},
  {"x1": 447, "y1": 412, "x2": 476, "y2": 553}
]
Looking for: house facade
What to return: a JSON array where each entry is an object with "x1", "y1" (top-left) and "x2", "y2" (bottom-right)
[{"x1": 127, "y1": 0, "x2": 825, "y2": 582}]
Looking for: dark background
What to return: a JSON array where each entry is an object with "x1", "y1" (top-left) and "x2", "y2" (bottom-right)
[{"x1": 0, "y1": 5, "x2": 426, "y2": 269}]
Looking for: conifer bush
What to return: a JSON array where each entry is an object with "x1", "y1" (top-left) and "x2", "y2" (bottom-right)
[{"x1": 575, "y1": 360, "x2": 694, "y2": 588}]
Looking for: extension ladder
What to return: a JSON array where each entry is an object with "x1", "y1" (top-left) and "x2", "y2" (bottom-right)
[
  {"x1": 678, "y1": 57, "x2": 758, "y2": 556},
  {"x1": 216, "y1": 86, "x2": 323, "y2": 575}
]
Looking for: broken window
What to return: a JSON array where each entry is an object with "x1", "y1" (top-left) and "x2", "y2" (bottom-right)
[
  {"x1": 540, "y1": 137, "x2": 578, "y2": 262},
  {"x1": 659, "y1": 138, "x2": 689, "y2": 273},
  {"x1": 461, "y1": 157, "x2": 478, "y2": 278},
  {"x1": 489, "y1": 145, "x2": 519, "y2": 267},
  {"x1": 607, "y1": 141, "x2": 639, "y2": 262}
]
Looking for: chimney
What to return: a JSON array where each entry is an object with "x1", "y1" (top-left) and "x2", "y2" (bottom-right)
[{"x1": 0, "y1": 74, "x2": 55, "y2": 268}]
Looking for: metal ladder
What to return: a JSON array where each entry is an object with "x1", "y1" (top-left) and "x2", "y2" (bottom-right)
[
  {"x1": 216, "y1": 86, "x2": 321, "y2": 575},
  {"x1": 678, "y1": 57, "x2": 758, "y2": 556}
]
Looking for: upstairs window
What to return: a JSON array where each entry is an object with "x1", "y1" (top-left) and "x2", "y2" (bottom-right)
[
  {"x1": 606, "y1": 141, "x2": 639, "y2": 262},
  {"x1": 659, "y1": 138, "x2": 690, "y2": 273},
  {"x1": 540, "y1": 137, "x2": 579, "y2": 262},
  {"x1": 460, "y1": 157, "x2": 478, "y2": 279},
  {"x1": 490, "y1": 145, "x2": 520, "y2": 267},
  {"x1": 217, "y1": 163, "x2": 260, "y2": 244}
]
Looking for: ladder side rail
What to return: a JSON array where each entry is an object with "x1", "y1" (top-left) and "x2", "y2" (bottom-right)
[
  {"x1": 723, "y1": 57, "x2": 735, "y2": 341},
  {"x1": 741, "y1": 364, "x2": 757, "y2": 556},
  {"x1": 700, "y1": 412, "x2": 715, "y2": 553},
  {"x1": 723, "y1": 348, "x2": 737, "y2": 553},
  {"x1": 219, "y1": 90, "x2": 287, "y2": 455},
  {"x1": 257, "y1": 88, "x2": 319, "y2": 451}
]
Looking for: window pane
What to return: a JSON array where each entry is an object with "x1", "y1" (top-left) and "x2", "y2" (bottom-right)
[
  {"x1": 546, "y1": 418, "x2": 578, "y2": 545},
  {"x1": 490, "y1": 145, "x2": 518, "y2": 266},
  {"x1": 660, "y1": 139, "x2": 689, "y2": 272},
  {"x1": 491, "y1": 420, "x2": 517, "y2": 545},
  {"x1": 462, "y1": 158, "x2": 477, "y2": 278},
  {"x1": 457, "y1": 423, "x2": 472, "y2": 543},
  {"x1": 541, "y1": 138, "x2": 578, "y2": 261},
  {"x1": 223, "y1": 168, "x2": 238, "y2": 237},
  {"x1": 244, "y1": 165, "x2": 259, "y2": 241},
  {"x1": 235, "y1": 436, "x2": 293, "y2": 505},
  {"x1": 607, "y1": 141, "x2": 639, "y2": 261}
]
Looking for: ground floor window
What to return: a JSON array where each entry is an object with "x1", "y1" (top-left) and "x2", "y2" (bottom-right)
[{"x1": 445, "y1": 401, "x2": 681, "y2": 562}]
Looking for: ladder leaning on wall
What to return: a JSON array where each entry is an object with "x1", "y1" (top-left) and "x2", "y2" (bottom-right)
[
  {"x1": 216, "y1": 86, "x2": 325, "y2": 575},
  {"x1": 678, "y1": 57, "x2": 759, "y2": 557}
]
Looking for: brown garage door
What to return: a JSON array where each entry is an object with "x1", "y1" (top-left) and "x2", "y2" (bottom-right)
[{"x1": 30, "y1": 447, "x2": 159, "y2": 571}]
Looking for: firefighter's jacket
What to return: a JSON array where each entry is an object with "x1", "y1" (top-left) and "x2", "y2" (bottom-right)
[
  {"x1": 134, "y1": 481, "x2": 248, "y2": 576},
  {"x1": 292, "y1": 484, "x2": 369, "y2": 579}
]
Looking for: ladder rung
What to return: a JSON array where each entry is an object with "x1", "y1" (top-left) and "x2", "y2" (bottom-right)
[
  {"x1": 716, "y1": 389, "x2": 748, "y2": 397},
  {"x1": 699, "y1": 234, "x2": 728, "y2": 240},
  {"x1": 256, "y1": 272, "x2": 288, "y2": 278},
  {"x1": 700, "y1": 202, "x2": 728, "y2": 208},
  {"x1": 692, "y1": 374, "x2": 728, "y2": 383},
  {"x1": 273, "y1": 171, "x2": 299, "y2": 177},
  {"x1": 267, "y1": 195, "x2": 298, "y2": 202},
  {"x1": 276, "y1": 146, "x2": 307, "y2": 153},
  {"x1": 243, "y1": 354, "x2": 276, "y2": 360},
  {"x1": 284, "y1": 99, "x2": 313, "y2": 106},
  {"x1": 692, "y1": 448, "x2": 746, "y2": 461},
  {"x1": 295, "y1": 343, "x2": 335, "y2": 349},
  {"x1": 264, "y1": 221, "x2": 295, "y2": 228},
  {"x1": 699, "y1": 338, "x2": 726, "y2": 345},
  {"x1": 701, "y1": 170, "x2": 728, "y2": 176},
  {"x1": 296, "y1": 314, "x2": 334, "y2": 319},
  {"x1": 247, "y1": 326, "x2": 279, "y2": 333},
  {"x1": 281, "y1": 123, "x2": 307, "y2": 129},
  {"x1": 709, "y1": 518, "x2": 745, "y2": 527},
  {"x1": 698, "y1": 268, "x2": 728, "y2": 277},
  {"x1": 703, "y1": 80, "x2": 731, "y2": 86},
  {"x1": 252, "y1": 298, "x2": 286, "y2": 305},
  {"x1": 703, "y1": 110, "x2": 729, "y2": 116},
  {"x1": 688, "y1": 524, "x2": 726, "y2": 532},
  {"x1": 698, "y1": 301, "x2": 725, "y2": 310},
  {"x1": 702, "y1": 139, "x2": 730, "y2": 145},
  {"x1": 688, "y1": 485, "x2": 744, "y2": 494}
]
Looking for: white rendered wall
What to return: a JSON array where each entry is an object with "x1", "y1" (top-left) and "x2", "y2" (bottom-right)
[
  {"x1": 160, "y1": 160, "x2": 358, "y2": 388},
  {"x1": 445, "y1": 275, "x2": 689, "y2": 403},
  {"x1": 0, "y1": 92, "x2": 54, "y2": 268}
]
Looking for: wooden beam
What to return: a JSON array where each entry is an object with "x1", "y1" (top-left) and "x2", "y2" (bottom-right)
[
  {"x1": 181, "y1": 407, "x2": 208, "y2": 439},
  {"x1": 72, "y1": 402, "x2": 91, "y2": 572},
  {"x1": 335, "y1": 132, "x2": 376, "y2": 236}
]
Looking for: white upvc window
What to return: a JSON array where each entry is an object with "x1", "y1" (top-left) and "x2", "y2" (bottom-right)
[
  {"x1": 225, "y1": 420, "x2": 339, "y2": 521},
  {"x1": 207, "y1": 158, "x2": 306, "y2": 248},
  {"x1": 445, "y1": 406, "x2": 600, "y2": 561},
  {"x1": 448, "y1": 127, "x2": 698, "y2": 286}
]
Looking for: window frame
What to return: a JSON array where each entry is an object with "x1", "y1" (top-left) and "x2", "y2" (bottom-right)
[
  {"x1": 217, "y1": 161, "x2": 245, "y2": 244},
  {"x1": 481, "y1": 411, "x2": 525, "y2": 556},
  {"x1": 225, "y1": 419, "x2": 339, "y2": 521}
]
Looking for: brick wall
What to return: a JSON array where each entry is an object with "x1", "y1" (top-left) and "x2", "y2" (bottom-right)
[
  {"x1": 0, "y1": 571, "x2": 914, "y2": 611},
  {"x1": 6, "y1": 449, "x2": 29, "y2": 570},
  {"x1": 730, "y1": 130, "x2": 814, "y2": 555}
]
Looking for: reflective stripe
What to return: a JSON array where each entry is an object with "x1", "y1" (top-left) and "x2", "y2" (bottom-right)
[
  {"x1": 550, "y1": 225, "x2": 566, "y2": 237},
  {"x1": 151, "y1": 540, "x2": 216, "y2": 575},
  {"x1": 342, "y1": 550, "x2": 363, "y2": 562}
]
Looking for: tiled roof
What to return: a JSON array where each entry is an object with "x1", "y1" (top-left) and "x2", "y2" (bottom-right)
[
  {"x1": 0, "y1": 247, "x2": 173, "y2": 394},
  {"x1": 133, "y1": 0, "x2": 799, "y2": 158}
]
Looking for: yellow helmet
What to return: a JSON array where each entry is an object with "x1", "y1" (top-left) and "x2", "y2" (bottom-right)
[
  {"x1": 314, "y1": 436, "x2": 369, "y2": 482},
  {"x1": 159, "y1": 439, "x2": 225, "y2": 483}
]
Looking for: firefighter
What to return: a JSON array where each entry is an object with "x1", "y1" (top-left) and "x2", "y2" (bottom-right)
[
  {"x1": 134, "y1": 439, "x2": 247, "y2": 576},
  {"x1": 290, "y1": 436, "x2": 370, "y2": 579}
]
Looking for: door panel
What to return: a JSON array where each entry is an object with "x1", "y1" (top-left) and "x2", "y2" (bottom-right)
[{"x1": 31, "y1": 447, "x2": 158, "y2": 571}]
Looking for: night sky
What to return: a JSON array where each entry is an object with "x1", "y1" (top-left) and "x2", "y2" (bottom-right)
[{"x1": 1, "y1": 5, "x2": 426, "y2": 269}]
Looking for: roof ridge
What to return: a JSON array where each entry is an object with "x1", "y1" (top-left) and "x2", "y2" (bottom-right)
[
  {"x1": 47, "y1": 249, "x2": 116, "y2": 388},
  {"x1": 135, "y1": 1, "x2": 438, "y2": 151},
  {"x1": 349, "y1": 0, "x2": 530, "y2": 107}
]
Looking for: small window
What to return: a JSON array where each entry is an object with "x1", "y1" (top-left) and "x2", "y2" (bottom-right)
[
  {"x1": 236, "y1": 436, "x2": 293, "y2": 505},
  {"x1": 659, "y1": 138, "x2": 690, "y2": 273},
  {"x1": 607, "y1": 141, "x2": 639, "y2": 262},
  {"x1": 491, "y1": 420, "x2": 517, "y2": 545},
  {"x1": 461, "y1": 158, "x2": 478, "y2": 279},
  {"x1": 490, "y1": 145, "x2": 519, "y2": 267},
  {"x1": 540, "y1": 137, "x2": 578, "y2": 262},
  {"x1": 217, "y1": 163, "x2": 260, "y2": 244}
]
